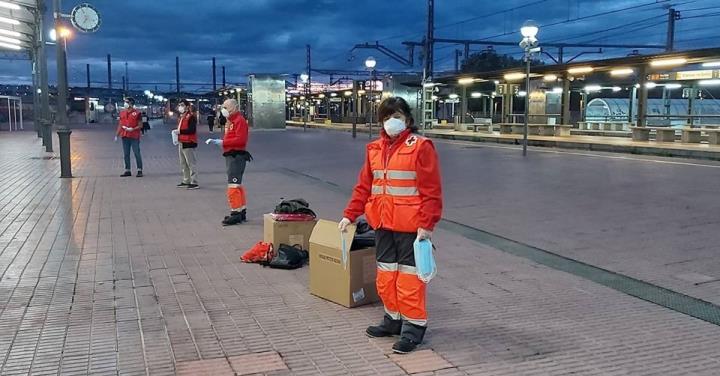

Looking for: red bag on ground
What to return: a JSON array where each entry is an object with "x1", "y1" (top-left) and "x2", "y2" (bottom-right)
[{"x1": 241, "y1": 241, "x2": 274, "y2": 263}]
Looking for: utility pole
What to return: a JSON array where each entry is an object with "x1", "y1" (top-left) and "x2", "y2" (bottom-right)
[
  {"x1": 175, "y1": 56, "x2": 180, "y2": 94},
  {"x1": 212, "y1": 57, "x2": 217, "y2": 91},
  {"x1": 424, "y1": 0, "x2": 434, "y2": 81},
  {"x1": 666, "y1": 8, "x2": 679, "y2": 51},
  {"x1": 85, "y1": 63, "x2": 90, "y2": 124},
  {"x1": 222, "y1": 66, "x2": 226, "y2": 87},
  {"x1": 455, "y1": 49, "x2": 462, "y2": 72},
  {"x1": 107, "y1": 54, "x2": 112, "y2": 89},
  {"x1": 124, "y1": 61, "x2": 129, "y2": 91},
  {"x1": 306, "y1": 44, "x2": 311, "y2": 132}
]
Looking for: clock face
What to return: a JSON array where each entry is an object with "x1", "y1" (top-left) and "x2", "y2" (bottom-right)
[{"x1": 71, "y1": 4, "x2": 101, "y2": 33}]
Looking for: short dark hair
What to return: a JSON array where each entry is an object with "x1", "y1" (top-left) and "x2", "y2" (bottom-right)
[
  {"x1": 180, "y1": 99, "x2": 191, "y2": 106},
  {"x1": 377, "y1": 97, "x2": 417, "y2": 133},
  {"x1": 124, "y1": 97, "x2": 135, "y2": 105}
]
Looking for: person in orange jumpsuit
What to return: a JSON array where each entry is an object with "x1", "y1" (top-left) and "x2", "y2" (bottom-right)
[{"x1": 340, "y1": 96, "x2": 443, "y2": 354}]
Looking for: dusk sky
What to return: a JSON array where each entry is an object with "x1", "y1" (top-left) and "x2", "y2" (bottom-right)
[{"x1": 2, "y1": 0, "x2": 719, "y2": 92}]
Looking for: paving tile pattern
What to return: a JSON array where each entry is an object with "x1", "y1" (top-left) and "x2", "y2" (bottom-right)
[{"x1": 0, "y1": 127, "x2": 719, "y2": 375}]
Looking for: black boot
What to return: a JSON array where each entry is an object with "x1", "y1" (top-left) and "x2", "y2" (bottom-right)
[
  {"x1": 120, "y1": 171, "x2": 131, "y2": 177},
  {"x1": 222, "y1": 210, "x2": 246, "y2": 226},
  {"x1": 366, "y1": 314, "x2": 402, "y2": 338},
  {"x1": 392, "y1": 322, "x2": 426, "y2": 354}
]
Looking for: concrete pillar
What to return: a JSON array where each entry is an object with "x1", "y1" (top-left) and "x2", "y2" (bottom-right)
[
  {"x1": 637, "y1": 66, "x2": 648, "y2": 127},
  {"x1": 561, "y1": 76, "x2": 571, "y2": 125}
]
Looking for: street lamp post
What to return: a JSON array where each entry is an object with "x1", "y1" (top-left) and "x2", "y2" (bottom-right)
[
  {"x1": 365, "y1": 57, "x2": 377, "y2": 139},
  {"x1": 300, "y1": 73, "x2": 309, "y2": 132},
  {"x1": 519, "y1": 20, "x2": 539, "y2": 157},
  {"x1": 54, "y1": 0, "x2": 72, "y2": 177}
]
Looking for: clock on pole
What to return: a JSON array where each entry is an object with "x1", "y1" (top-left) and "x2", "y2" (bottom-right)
[{"x1": 70, "y1": 3, "x2": 101, "y2": 33}]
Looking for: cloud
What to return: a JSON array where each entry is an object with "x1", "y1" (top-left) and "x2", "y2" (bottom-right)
[{"x1": 2, "y1": 0, "x2": 717, "y2": 88}]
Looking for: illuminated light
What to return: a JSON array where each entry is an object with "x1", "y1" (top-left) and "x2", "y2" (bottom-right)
[
  {"x1": 635, "y1": 83, "x2": 641, "y2": 88},
  {"x1": 568, "y1": 66, "x2": 594, "y2": 74},
  {"x1": 458, "y1": 77, "x2": 475, "y2": 85},
  {"x1": 330, "y1": 92, "x2": 337, "y2": 97},
  {"x1": 517, "y1": 91, "x2": 527, "y2": 97},
  {"x1": 358, "y1": 89, "x2": 366, "y2": 94},
  {"x1": 699, "y1": 79, "x2": 720, "y2": 86},
  {"x1": 0, "y1": 28, "x2": 20, "y2": 37},
  {"x1": 610, "y1": 68, "x2": 634, "y2": 76},
  {"x1": 493, "y1": 80, "x2": 500, "y2": 85},
  {"x1": 665, "y1": 83, "x2": 681, "y2": 89},
  {"x1": 612, "y1": 86, "x2": 622, "y2": 92},
  {"x1": 448, "y1": 93, "x2": 459, "y2": 99},
  {"x1": 543, "y1": 74, "x2": 557, "y2": 82},
  {"x1": 58, "y1": 27, "x2": 72, "y2": 38},
  {"x1": 650, "y1": 58, "x2": 686, "y2": 67},
  {"x1": 300, "y1": 73, "x2": 309, "y2": 82},
  {"x1": 0, "y1": 41, "x2": 20, "y2": 50},
  {"x1": 504, "y1": 72, "x2": 526, "y2": 81},
  {"x1": 471, "y1": 92, "x2": 482, "y2": 98},
  {"x1": 432, "y1": 95, "x2": 438, "y2": 100},
  {"x1": 344, "y1": 91, "x2": 352, "y2": 96},
  {"x1": 299, "y1": 96, "x2": 305, "y2": 100},
  {"x1": 491, "y1": 91, "x2": 497, "y2": 96},
  {"x1": 365, "y1": 56, "x2": 377, "y2": 69},
  {"x1": 0, "y1": 35, "x2": 20, "y2": 45},
  {"x1": 318, "y1": 94, "x2": 325, "y2": 99},
  {"x1": 0, "y1": 16, "x2": 20, "y2": 25},
  {"x1": 645, "y1": 82, "x2": 657, "y2": 89},
  {"x1": 168, "y1": 111, "x2": 174, "y2": 116},
  {"x1": 520, "y1": 20, "x2": 539, "y2": 38},
  {"x1": 0, "y1": 1, "x2": 21, "y2": 10},
  {"x1": 584, "y1": 85, "x2": 602, "y2": 92},
  {"x1": 552, "y1": 87, "x2": 563, "y2": 94},
  {"x1": 702, "y1": 61, "x2": 720, "y2": 68},
  {"x1": 375, "y1": 99, "x2": 381, "y2": 103}
]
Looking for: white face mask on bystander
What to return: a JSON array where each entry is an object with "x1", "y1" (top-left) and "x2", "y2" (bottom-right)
[
  {"x1": 383, "y1": 117, "x2": 406, "y2": 136},
  {"x1": 221, "y1": 108, "x2": 230, "y2": 118}
]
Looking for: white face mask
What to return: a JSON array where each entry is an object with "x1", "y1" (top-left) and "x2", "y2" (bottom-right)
[
  {"x1": 383, "y1": 117, "x2": 406, "y2": 136},
  {"x1": 221, "y1": 108, "x2": 230, "y2": 118},
  {"x1": 178, "y1": 105, "x2": 186, "y2": 114},
  {"x1": 123, "y1": 102, "x2": 130, "y2": 109}
]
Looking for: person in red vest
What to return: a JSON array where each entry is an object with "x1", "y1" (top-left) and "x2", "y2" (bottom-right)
[
  {"x1": 172, "y1": 99, "x2": 199, "y2": 189},
  {"x1": 115, "y1": 97, "x2": 144, "y2": 177},
  {"x1": 340, "y1": 96, "x2": 443, "y2": 354},
  {"x1": 206, "y1": 98, "x2": 252, "y2": 226}
]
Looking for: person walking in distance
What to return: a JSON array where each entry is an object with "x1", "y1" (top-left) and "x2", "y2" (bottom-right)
[
  {"x1": 207, "y1": 111, "x2": 216, "y2": 133},
  {"x1": 116, "y1": 97, "x2": 144, "y2": 177},
  {"x1": 206, "y1": 99, "x2": 252, "y2": 226},
  {"x1": 339, "y1": 97, "x2": 443, "y2": 354},
  {"x1": 173, "y1": 99, "x2": 199, "y2": 189}
]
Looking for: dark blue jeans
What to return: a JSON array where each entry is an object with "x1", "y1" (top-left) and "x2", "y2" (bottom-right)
[{"x1": 122, "y1": 137, "x2": 143, "y2": 171}]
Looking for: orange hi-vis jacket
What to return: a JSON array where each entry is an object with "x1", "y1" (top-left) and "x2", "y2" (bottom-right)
[
  {"x1": 177, "y1": 111, "x2": 197, "y2": 145},
  {"x1": 117, "y1": 108, "x2": 142, "y2": 139},
  {"x1": 344, "y1": 129, "x2": 442, "y2": 233}
]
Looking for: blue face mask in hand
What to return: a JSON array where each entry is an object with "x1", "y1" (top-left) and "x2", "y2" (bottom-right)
[{"x1": 413, "y1": 239, "x2": 436, "y2": 283}]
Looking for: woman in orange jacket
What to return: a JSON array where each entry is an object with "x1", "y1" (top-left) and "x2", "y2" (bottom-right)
[{"x1": 339, "y1": 96, "x2": 443, "y2": 354}]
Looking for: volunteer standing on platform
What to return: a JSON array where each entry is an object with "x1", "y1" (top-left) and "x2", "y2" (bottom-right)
[
  {"x1": 339, "y1": 97, "x2": 443, "y2": 354},
  {"x1": 206, "y1": 99, "x2": 253, "y2": 226},
  {"x1": 116, "y1": 97, "x2": 144, "y2": 177},
  {"x1": 173, "y1": 99, "x2": 199, "y2": 189}
]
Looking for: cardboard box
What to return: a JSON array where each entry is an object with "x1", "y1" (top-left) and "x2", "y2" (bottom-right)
[
  {"x1": 263, "y1": 214, "x2": 317, "y2": 251},
  {"x1": 309, "y1": 219, "x2": 379, "y2": 308}
]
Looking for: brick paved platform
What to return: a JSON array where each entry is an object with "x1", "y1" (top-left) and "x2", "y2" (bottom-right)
[{"x1": 1, "y1": 125, "x2": 720, "y2": 375}]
